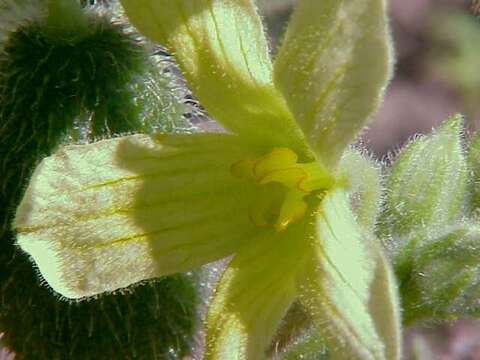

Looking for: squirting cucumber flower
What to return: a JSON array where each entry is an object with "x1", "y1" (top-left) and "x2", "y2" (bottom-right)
[{"x1": 14, "y1": 0, "x2": 401, "y2": 359}]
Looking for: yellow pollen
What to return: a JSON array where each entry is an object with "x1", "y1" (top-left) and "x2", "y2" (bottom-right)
[{"x1": 231, "y1": 148, "x2": 333, "y2": 231}]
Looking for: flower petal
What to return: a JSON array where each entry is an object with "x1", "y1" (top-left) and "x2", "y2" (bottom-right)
[
  {"x1": 204, "y1": 214, "x2": 315, "y2": 359},
  {"x1": 119, "y1": 0, "x2": 311, "y2": 158},
  {"x1": 368, "y1": 248, "x2": 402, "y2": 360},
  {"x1": 297, "y1": 188, "x2": 401, "y2": 359},
  {"x1": 274, "y1": 0, "x2": 393, "y2": 167},
  {"x1": 15, "y1": 133, "x2": 259, "y2": 299}
]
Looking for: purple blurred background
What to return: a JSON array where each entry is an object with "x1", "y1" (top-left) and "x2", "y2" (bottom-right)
[{"x1": 366, "y1": 0, "x2": 479, "y2": 156}]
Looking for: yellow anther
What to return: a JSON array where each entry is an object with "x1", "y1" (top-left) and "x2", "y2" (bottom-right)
[
  {"x1": 231, "y1": 147, "x2": 334, "y2": 232},
  {"x1": 253, "y1": 148, "x2": 298, "y2": 178},
  {"x1": 258, "y1": 167, "x2": 308, "y2": 191},
  {"x1": 297, "y1": 163, "x2": 334, "y2": 192}
]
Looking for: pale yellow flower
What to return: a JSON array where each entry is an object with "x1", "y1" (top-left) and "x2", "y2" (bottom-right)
[{"x1": 15, "y1": 1, "x2": 401, "y2": 358}]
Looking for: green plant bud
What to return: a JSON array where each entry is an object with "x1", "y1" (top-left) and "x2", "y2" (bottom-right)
[
  {"x1": 401, "y1": 224, "x2": 480, "y2": 324},
  {"x1": 378, "y1": 115, "x2": 467, "y2": 254},
  {"x1": 378, "y1": 115, "x2": 468, "y2": 303},
  {"x1": 338, "y1": 149, "x2": 383, "y2": 233},
  {"x1": 0, "y1": 9, "x2": 198, "y2": 359},
  {"x1": 380, "y1": 115, "x2": 467, "y2": 240}
]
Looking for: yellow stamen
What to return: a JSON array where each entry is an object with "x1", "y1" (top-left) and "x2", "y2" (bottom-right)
[
  {"x1": 297, "y1": 163, "x2": 334, "y2": 192},
  {"x1": 253, "y1": 148, "x2": 298, "y2": 178},
  {"x1": 275, "y1": 191, "x2": 308, "y2": 232},
  {"x1": 258, "y1": 167, "x2": 308, "y2": 190},
  {"x1": 231, "y1": 148, "x2": 333, "y2": 231}
]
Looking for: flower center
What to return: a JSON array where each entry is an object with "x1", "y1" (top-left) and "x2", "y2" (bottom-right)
[{"x1": 231, "y1": 148, "x2": 334, "y2": 232}]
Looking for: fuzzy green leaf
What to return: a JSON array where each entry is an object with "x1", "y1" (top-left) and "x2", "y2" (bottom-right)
[
  {"x1": 402, "y1": 223, "x2": 480, "y2": 323},
  {"x1": 379, "y1": 115, "x2": 467, "y2": 248},
  {"x1": 274, "y1": 0, "x2": 393, "y2": 167}
]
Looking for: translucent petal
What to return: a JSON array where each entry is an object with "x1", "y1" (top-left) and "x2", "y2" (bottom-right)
[
  {"x1": 204, "y1": 213, "x2": 315, "y2": 359},
  {"x1": 297, "y1": 188, "x2": 401, "y2": 359},
  {"x1": 274, "y1": 0, "x2": 393, "y2": 167},
  {"x1": 119, "y1": 0, "x2": 312, "y2": 159},
  {"x1": 15, "y1": 133, "x2": 259, "y2": 299}
]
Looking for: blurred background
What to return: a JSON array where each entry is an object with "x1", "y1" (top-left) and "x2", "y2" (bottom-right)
[{"x1": 2, "y1": 0, "x2": 480, "y2": 359}]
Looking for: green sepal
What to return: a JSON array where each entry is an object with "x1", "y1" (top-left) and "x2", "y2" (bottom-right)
[
  {"x1": 379, "y1": 115, "x2": 467, "y2": 250},
  {"x1": 401, "y1": 223, "x2": 480, "y2": 324}
]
